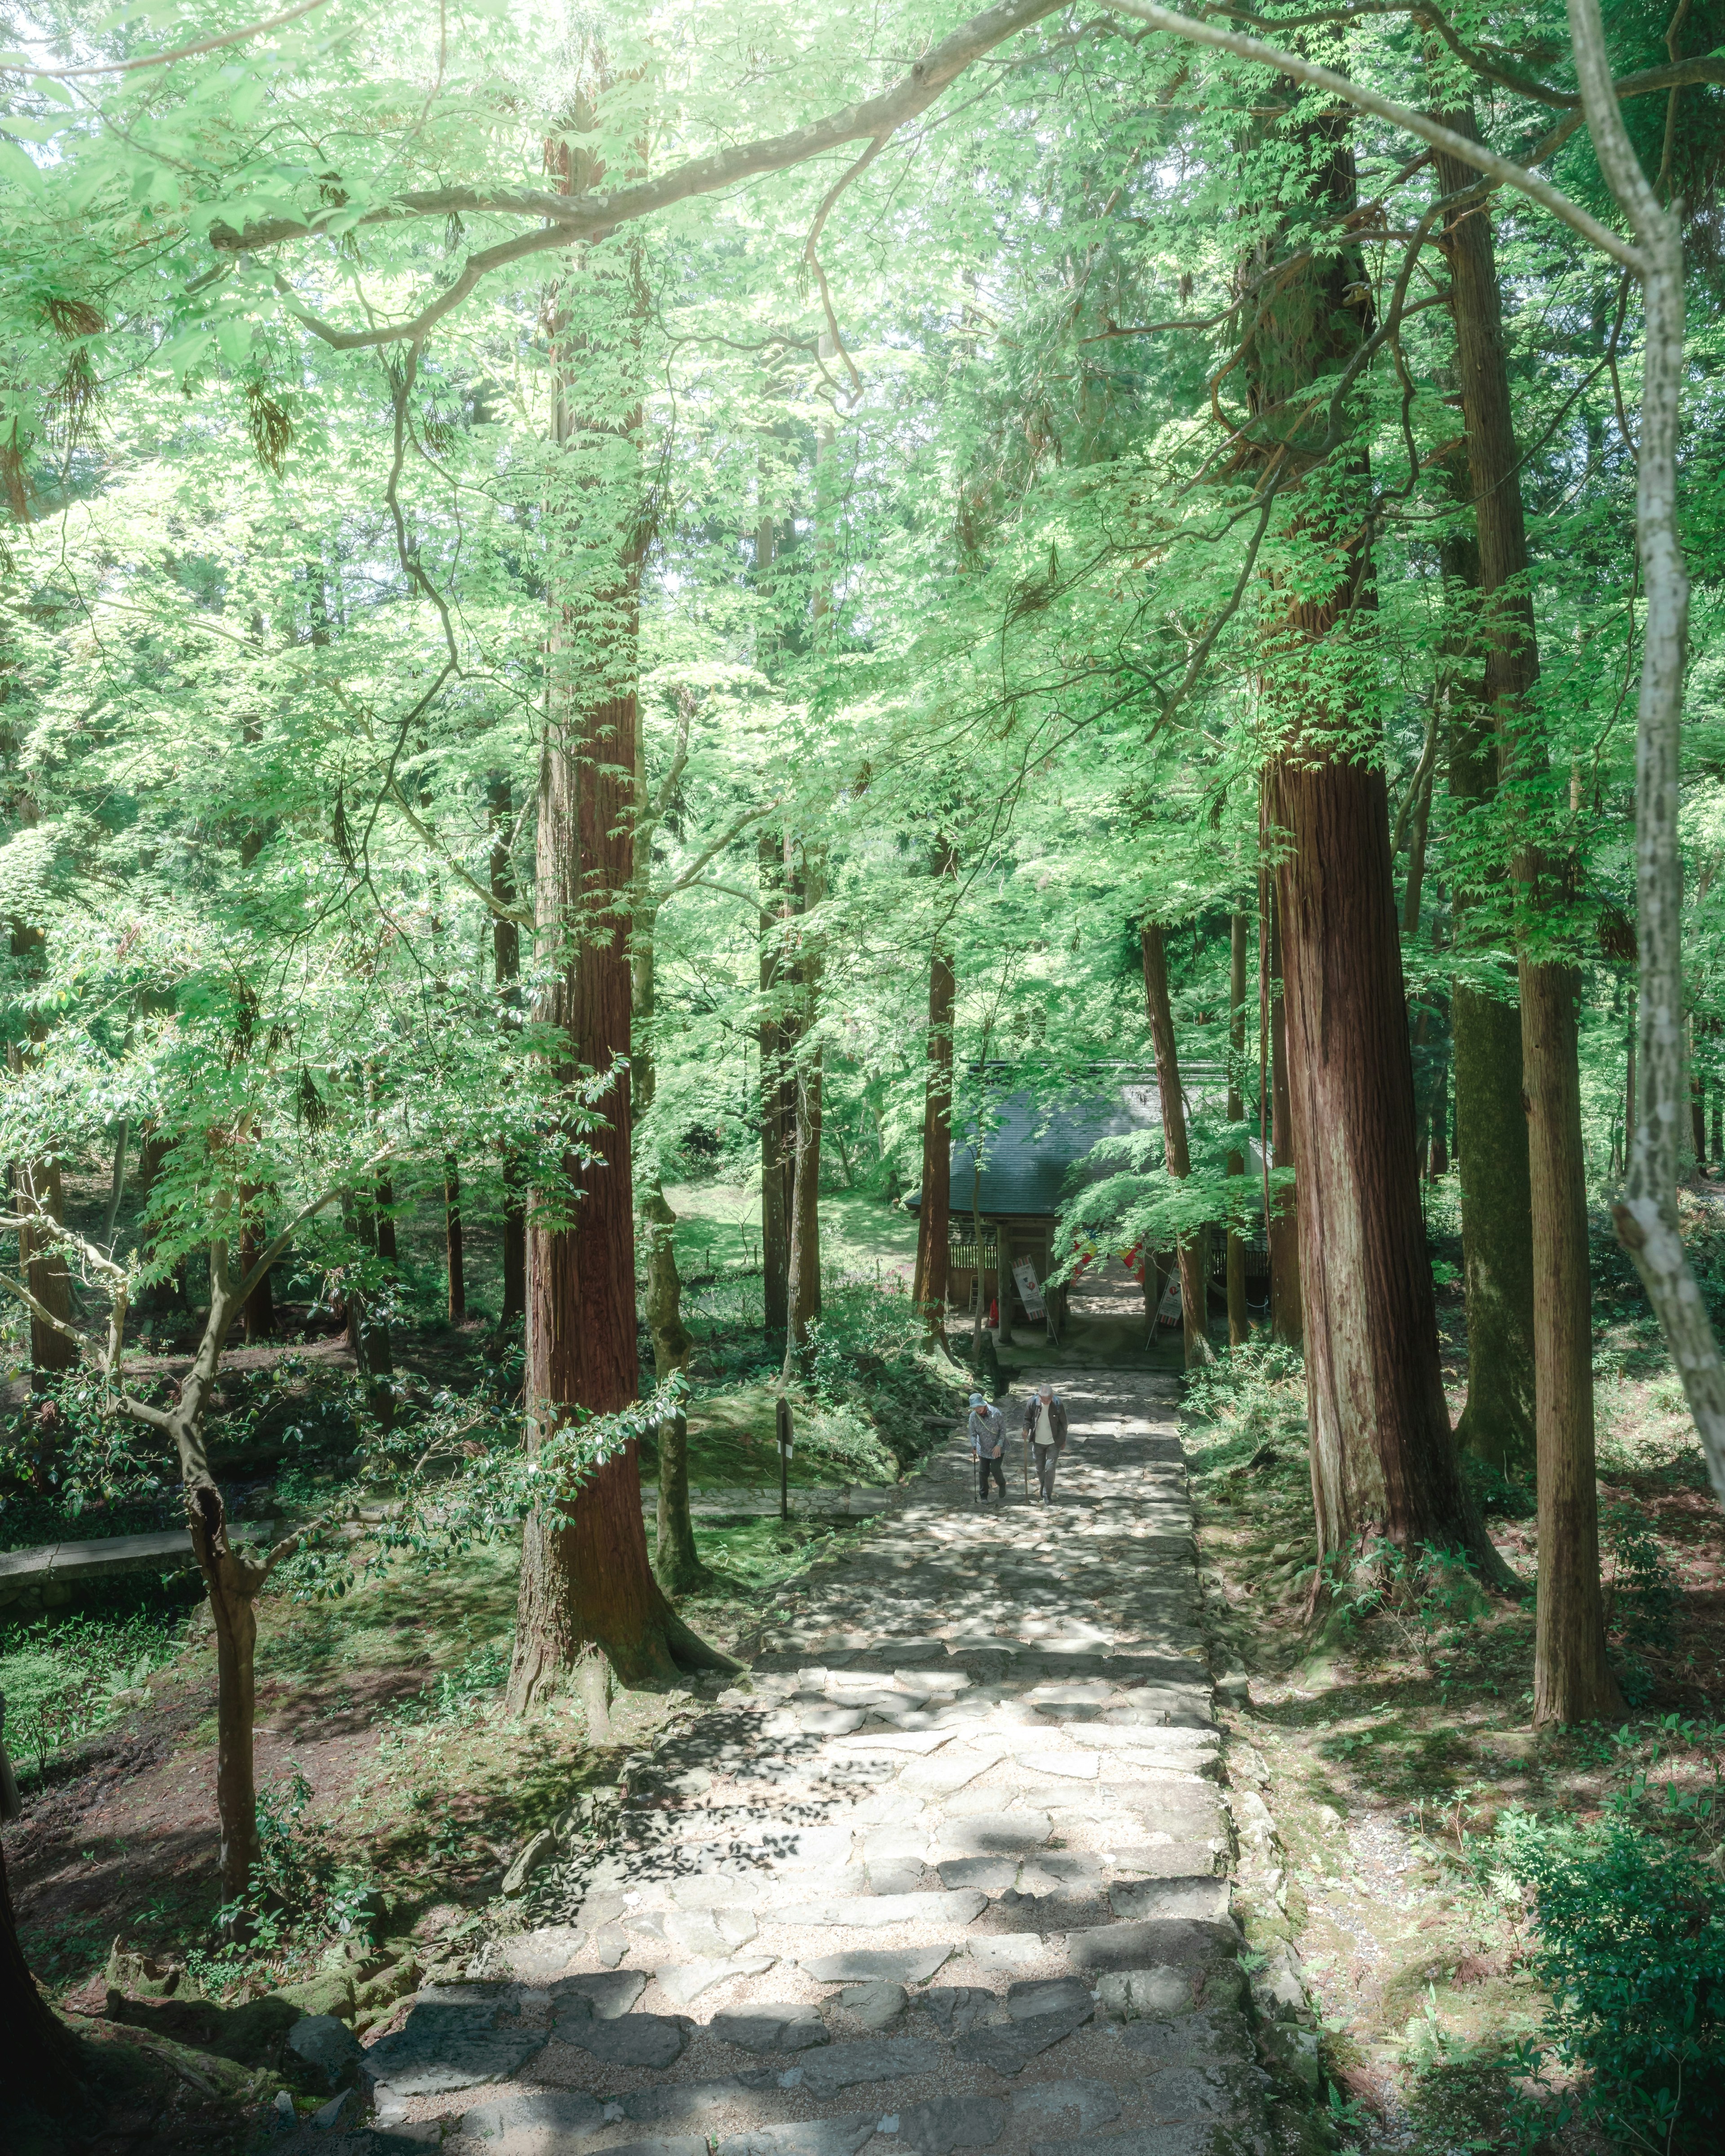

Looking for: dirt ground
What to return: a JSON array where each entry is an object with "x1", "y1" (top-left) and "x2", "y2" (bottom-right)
[{"x1": 1190, "y1": 1284, "x2": 1725, "y2": 2153}]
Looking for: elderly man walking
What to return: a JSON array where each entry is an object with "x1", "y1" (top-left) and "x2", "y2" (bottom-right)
[
  {"x1": 968, "y1": 1391, "x2": 1007, "y2": 1506},
  {"x1": 1022, "y1": 1381, "x2": 1068, "y2": 1502}
]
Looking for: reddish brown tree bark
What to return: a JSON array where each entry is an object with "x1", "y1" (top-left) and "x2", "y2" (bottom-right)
[
  {"x1": 783, "y1": 850, "x2": 825, "y2": 1377},
  {"x1": 491, "y1": 773, "x2": 527, "y2": 1323},
  {"x1": 1247, "y1": 104, "x2": 1497, "y2": 1580},
  {"x1": 1225, "y1": 910, "x2": 1250, "y2": 1347},
  {"x1": 507, "y1": 207, "x2": 730, "y2": 1714},
  {"x1": 911, "y1": 842, "x2": 958, "y2": 1339},
  {"x1": 1262, "y1": 869, "x2": 1302, "y2": 1348},
  {"x1": 759, "y1": 831, "x2": 795, "y2": 1334},
  {"x1": 444, "y1": 1156, "x2": 465, "y2": 1325},
  {"x1": 1141, "y1": 922, "x2": 1214, "y2": 1370},
  {"x1": 1436, "y1": 112, "x2": 1619, "y2": 1718}
]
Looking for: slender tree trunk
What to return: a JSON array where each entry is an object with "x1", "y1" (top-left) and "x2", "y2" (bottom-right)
[
  {"x1": 783, "y1": 854, "x2": 825, "y2": 1377},
  {"x1": 374, "y1": 1180, "x2": 398, "y2": 1267},
  {"x1": 491, "y1": 773, "x2": 527, "y2": 1323},
  {"x1": 101, "y1": 1118, "x2": 128, "y2": 1246},
  {"x1": 912, "y1": 842, "x2": 958, "y2": 1340},
  {"x1": 1437, "y1": 112, "x2": 1616, "y2": 1707},
  {"x1": 1263, "y1": 868, "x2": 1302, "y2": 1348},
  {"x1": 186, "y1": 1479, "x2": 265, "y2": 1908},
  {"x1": 0, "y1": 1837, "x2": 82, "y2": 2112},
  {"x1": 1690, "y1": 1021, "x2": 1707, "y2": 1170},
  {"x1": 1141, "y1": 923, "x2": 1214, "y2": 1370},
  {"x1": 1430, "y1": 1058, "x2": 1450, "y2": 1175},
  {"x1": 508, "y1": 198, "x2": 730, "y2": 1710},
  {"x1": 1226, "y1": 909, "x2": 1249, "y2": 1347},
  {"x1": 759, "y1": 832, "x2": 794, "y2": 1335},
  {"x1": 9, "y1": 918, "x2": 76, "y2": 1378},
  {"x1": 444, "y1": 1156, "x2": 465, "y2": 1325},
  {"x1": 632, "y1": 743, "x2": 704, "y2": 1596},
  {"x1": 239, "y1": 1189, "x2": 274, "y2": 1343},
  {"x1": 18, "y1": 1154, "x2": 76, "y2": 1378},
  {"x1": 1248, "y1": 106, "x2": 1496, "y2": 1580}
]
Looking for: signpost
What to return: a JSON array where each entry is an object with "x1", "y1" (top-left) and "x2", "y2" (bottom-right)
[{"x1": 776, "y1": 1395, "x2": 793, "y2": 1522}]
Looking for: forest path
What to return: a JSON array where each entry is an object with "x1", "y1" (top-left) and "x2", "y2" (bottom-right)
[{"x1": 349, "y1": 1372, "x2": 1269, "y2": 2156}]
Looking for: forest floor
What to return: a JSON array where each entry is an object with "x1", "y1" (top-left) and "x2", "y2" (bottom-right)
[
  {"x1": 1188, "y1": 1204, "x2": 1725, "y2": 2154},
  {"x1": 0, "y1": 1182, "x2": 963, "y2": 2034}
]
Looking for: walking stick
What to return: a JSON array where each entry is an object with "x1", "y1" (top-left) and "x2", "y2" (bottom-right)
[{"x1": 1022, "y1": 1418, "x2": 1029, "y2": 1501}]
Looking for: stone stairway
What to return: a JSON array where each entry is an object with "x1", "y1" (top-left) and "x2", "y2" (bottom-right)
[{"x1": 334, "y1": 1372, "x2": 1269, "y2": 2156}]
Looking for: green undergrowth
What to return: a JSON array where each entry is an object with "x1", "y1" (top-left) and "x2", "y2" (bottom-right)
[
  {"x1": 0, "y1": 1597, "x2": 194, "y2": 1791},
  {"x1": 1188, "y1": 1338, "x2": 1725, "y2": 2156}
]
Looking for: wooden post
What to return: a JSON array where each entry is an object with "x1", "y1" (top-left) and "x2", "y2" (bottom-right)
[{"x1": 776, "y1": 1395, "x2": 792, "y2": 1522}]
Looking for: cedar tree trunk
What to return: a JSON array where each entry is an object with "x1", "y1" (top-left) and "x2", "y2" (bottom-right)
[
  {"x1": 759, "y1": 832, "x2": 795, "y2": 1334},
  {"x1": 491, "y1": 773, "x2": 527, "y2": 1323},
  {"x1": 1437, "y1": 114, "x2": 1617, "y2": 1712},
  {"x1": 1225, "y1": 909, "x2": 1249, "y2": 1346},
  {"x1": 1141, "y1": 922, "x2": 1214, "y2": 1370},
  {"x1": 508, "y1": 215, "x2": 730, "y2": 1710},
  {"x1": 444, "y1": 1156, "x2": 465, "y2": 1325},
  {"x1": 1247, "y1": 105, "x2": 1497, "y2": 1580},
  {"x1": 1263, "y1": 866, "x2": 1302, "y2": 1348},
  {"x1": 911, "y1": 842, "x2": 958, "y2": 1339},
  {"x1": 783, "y1": 859, "x2": 825, "y2": 1378}
]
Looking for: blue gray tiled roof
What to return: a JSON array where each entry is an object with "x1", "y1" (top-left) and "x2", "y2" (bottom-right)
[{"x1": 948, "y1": 1085, "x2": 1163, "y2": 1219}]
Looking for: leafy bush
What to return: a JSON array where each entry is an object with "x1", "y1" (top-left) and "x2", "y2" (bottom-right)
[
  {"x1": 1184, "y1": 1338, "x2": 1308, "y2": 1472},
  {"x1": 1499, "y1": 1811, "x2": 1725, "y2": 2151},
  {"x1": 197, "y1": 1768, "x2": 381, "y2": 1980},
  {"x1": 1603, "y1": 1497, "x2": 1680, "y2": 1657},
  {"x1": 1461, "y1": 1453, "x2": 1535, "y2": 1520},
  {"x1": 802, "y1": 1281, "x2": 966, "y2": 1471}
]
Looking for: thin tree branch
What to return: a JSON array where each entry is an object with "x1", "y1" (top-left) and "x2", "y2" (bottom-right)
[
  {"x1": 4, "y1": 0, "x2": 334, "y2": 80},
  {"x1": 1102, "y1": 2, "x2": 1646, "y2": 272}
]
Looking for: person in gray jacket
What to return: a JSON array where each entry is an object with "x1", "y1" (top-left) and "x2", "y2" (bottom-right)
[
  {"x1": 968, "y1": 1392, "x2": 1006, "y2": 1504},
  {"x1": 1023, "y1": 1382, "x2": 1068, "y2": 1501}
]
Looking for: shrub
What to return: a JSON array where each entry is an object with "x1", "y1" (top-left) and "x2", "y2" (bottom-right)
[{"x1": 1498, "y1": 1811, "x2": 1725, "y2": 2151}]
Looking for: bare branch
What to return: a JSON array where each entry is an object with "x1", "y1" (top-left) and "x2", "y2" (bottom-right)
[
  {"x1": 0, "y1": 1268, "x2": 93, "y2": 1346},
  {"x1": 230, "y1": 1186, "x2": 349, "y2": 1312},
  {"x1": 662, "y1": 803, "x2": 782, "y2": 902},
  {"x1": 220, "y1": 0, "x2": 1070, "y2": 351},
  {"x1": 5, "y1": 0, "x2": 335, "y2": 80},
  {"x1": 1102, "y1": 3, "x2": 1646, "y2": 272}
]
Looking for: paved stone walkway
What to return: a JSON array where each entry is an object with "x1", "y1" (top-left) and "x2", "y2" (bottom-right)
[{"x1": 353, "y1": 1372, "x2": 1267, "y2": 2156}]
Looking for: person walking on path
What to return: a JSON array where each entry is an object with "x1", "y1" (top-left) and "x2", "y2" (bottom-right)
[
  {"x1": 1023, "y1": 1381, "x2": 1068, "y2": 1502},
  {"x1": 969, "y1": 1390, "x2": 1006, "y2": 1505}
]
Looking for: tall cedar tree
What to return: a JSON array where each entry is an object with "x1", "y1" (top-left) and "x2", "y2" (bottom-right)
[
  {"x1": 1246, "y1": 103, "x2": 1499, "y2": 1579},
  {"x1": 1436, "y1": 111, "x2": 1619, "y2": 1718},
  {"x1": 1261, "y1": 864, "x2": 1302, "y2": 1347},
  {"x1": 1226, "y1": 910, "x2": 1250, "y2": 1345},
  {"x1": 490, "y1": 773, "x2": 527, "y2": 1324},
  {"x1": 507, "y1": 204, "x2": 728, "y2": 1711},
  {"x1": 759, "y1": 829, "x2": 795, "y2": 1333},
  {"x1": 911, "y1": 840, "x2": 958, "y2": 1338},
  {"x1": 1141, "y1": 922, "x2": 1215, "y2": 1369}
]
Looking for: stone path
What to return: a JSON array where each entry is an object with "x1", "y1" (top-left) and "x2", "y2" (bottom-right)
[{"x1": 344, "y1": 1372, "x2": 1269, "y2": 2156}]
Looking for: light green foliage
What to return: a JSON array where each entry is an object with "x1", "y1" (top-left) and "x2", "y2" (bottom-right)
[
  {"x1": 0, "y1": 1606, "x2": 186, "y2": 1784},
  {"x1": 1497, "y1": 1807, "x2": 1725, "y2": 2152}
]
